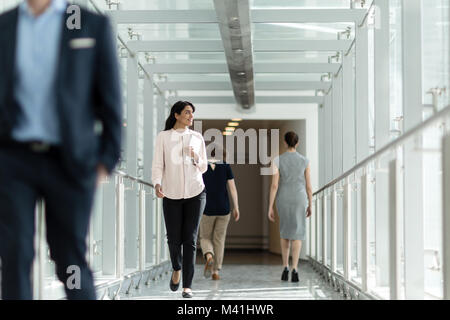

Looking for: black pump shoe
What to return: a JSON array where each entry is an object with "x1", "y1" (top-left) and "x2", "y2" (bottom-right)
[
  {"x1": 281, "y1": 267, "x2": 289, "y2": 281},
  {"x1": 170, "y1": 271, "x2": 180, "y2": 291},
  {"x1": 182, "y1": 291, "x2": 193, "y2": 298},
  {"x1": 291, "y1": 269, "x2": 299, "y2": 282}
]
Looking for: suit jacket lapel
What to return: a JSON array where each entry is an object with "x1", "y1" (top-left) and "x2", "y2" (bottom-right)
[{"x1": 57, "y1": 8, "x2": 73, "y2": 86}]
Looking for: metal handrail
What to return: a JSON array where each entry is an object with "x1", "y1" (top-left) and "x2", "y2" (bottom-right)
[
  {"x1": 314, "y1": 104, "x2": 450, "y2": 196},
  {"x1": 114, "y1": 170, "x2": 154, "y2": 189}
]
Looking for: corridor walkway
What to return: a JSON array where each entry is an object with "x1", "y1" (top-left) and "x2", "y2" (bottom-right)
[{"x1": 125, "y1": 251, "x2": 343, "y2": 300}]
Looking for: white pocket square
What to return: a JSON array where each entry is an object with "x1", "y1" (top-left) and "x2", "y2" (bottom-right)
[{"x1": 69, "y1": 38, "x2": 96, "y2": 49}]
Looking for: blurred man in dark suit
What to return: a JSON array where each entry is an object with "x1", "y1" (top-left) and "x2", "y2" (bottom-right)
[{"x1": 0, "y1": 0, "x2": 122, "y2": 299}]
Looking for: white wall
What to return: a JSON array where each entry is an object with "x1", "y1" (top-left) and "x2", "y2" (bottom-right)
[{"x1": 195, "y1": 103, "x2": 319, "y2": 192}]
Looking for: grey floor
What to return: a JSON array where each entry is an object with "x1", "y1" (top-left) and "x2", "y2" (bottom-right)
[{"x1": 126, "y1": 251, "x2": 343, "y2": 300}]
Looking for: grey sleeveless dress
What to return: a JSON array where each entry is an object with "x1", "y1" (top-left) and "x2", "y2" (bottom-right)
[{"x1": 274, "y1": 152, "x2": 309, "y2": 240}]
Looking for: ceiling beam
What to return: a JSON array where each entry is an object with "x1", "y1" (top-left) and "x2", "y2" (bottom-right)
[
  {"x1": 213, "y1": 0, "x2": 254, "y2": 108},
  {"x1": 127, "y1": 39, "x2": 352, "y2": 52},
  {"x1": 157, "y1": 81, "x2": 331, "y2": 91},
  {"x1": 145, "y1": 63, "x2": 340, "y2": 74},
  {"x1": 168, "y1": 96, "x2": 324, "y2": 104},
  {"x1": 251, "y1": 9, "x2": 366, "y2": 24},
  {"x1": 107, "y1": 9, "x2": 366, "y2": 24}
]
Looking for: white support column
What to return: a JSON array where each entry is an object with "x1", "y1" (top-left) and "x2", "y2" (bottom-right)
[
  {"x1": 116, "y1": 177, "x2": 125, "y2": 278},
  {"x1": 324, "y1": 93, "x2": 333, "y2": 183},
  {"x1": 319, "y1": 104, "x2": 324, "y2": 187},
  {"x1": 355, "y1": 19, "x2": 370, "y2": 162},
  {"x1": 322, "y1": 194, "x2": 327, "y2": 266},
  {"x1": 32, "y1": 201, "x2": 45, "y2": 300},
  {"x1": 402, "y1": 0, "x2": 424, "y2": 299},
  {"x1": 126, "y1": 56, "x2": 139, "y2": 177},
  {"x1": 361, "y1": 174, "x2": 369, "y2": 292},
  {"x1": 343, "y1": 182, "x2": 352, "y2": 280},
  {"x1": 374, "y1": 0, "x2": 391, "y2": 150},
  {"x1": 331, "y1": 189, "x2": 337, "y2": 272},
  {"x1": 332, "y1": 71, "x2": 344, "y2": 178},
  {"x1": 443, "y1": 134, "x2": 450, "y2": 299},
  {"x1": 388, "y1": 157, "x2": 401, "y2": 300},
  {"x1": 315, "y1": 197, "x2": 320, "y2": 261},
  {"x1": 342, "y1": 47, "x2": 356, "y2": 172},
  {"x1": 374, "y1": 0, "x2": 393, "y2": 288},
  {"x1": 309, "y1": 198, "x2": 314, "y2": 257},
  {"x1": 138, "y1": 186, "x2": 146, "y2": 271},
  {"x1": 157, "y1": 94, "x2": 166, "y2": 132},
  {"x1": 155, "y1": 198, "x2": 161, "y2": 265},
  {"x1": 102, "y1": 178, "x2": 117, "y2": 276},
  {"x1": 312, "y1": 198, "x2": 317, "y2": 259},
  {"x1": 373, "y1": 0, "x2": 391, "y2": 289},
  {"x1": 143, "y1": 78, "x2": 155, "y2": 182}
]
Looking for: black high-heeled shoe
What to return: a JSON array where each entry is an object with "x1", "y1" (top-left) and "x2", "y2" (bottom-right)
[
  {"x1": 170, "y1": 271, "x2": 180, "y2": 291},
  {"x1": 291, "y1": 269, "x2": 299, "y2": 282},
  {"x1": 281, "y1": 267, "x2": 289, "y2": 281}
]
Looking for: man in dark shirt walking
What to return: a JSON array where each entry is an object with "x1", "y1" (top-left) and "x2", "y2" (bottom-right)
[{"x1": 199, "y1": 145, "x2": 240, "y2": 280}]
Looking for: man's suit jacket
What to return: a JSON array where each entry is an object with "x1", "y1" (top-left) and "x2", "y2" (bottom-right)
[{"x1": 0, "y1": 6, "x2": 122, "y2": 181}]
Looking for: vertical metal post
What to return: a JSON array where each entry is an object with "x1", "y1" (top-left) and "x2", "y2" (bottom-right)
[
  {"x1": 322, "y1": 193, "x2": 327, "y2": 266},
  {"x1": 160, "y1": 207, "x2": 167, "y2": 261},
  {"x1": 319, "y1": 103, "x2": 324, "y2": 187},
  {"x1": 88, "y1": 214, "x2": 94, "y2": 266},
  {"x1": 116, "y1": 177, "x2": 125, "y2": 278},
  {"x1": 374, "y1": 0, "x2": 391, "y2": 150},
  {"x1": 311, "y1": 198, "x2": 317, "y2": 259},
  {"x1": 155, "y1": 198, "x2": 161, "y2": 265},
  {"x1": 32, "y1": 201, "x2": 45, "y2": 300},
  {"x1": 443, "y1": 134, "x2": 450, "y2": 299},
  {"x1": 402, "y1": 0, "x2": 424, "y2": 299},
  {"x1": 374, "y1": 1, "x2": 392, "y2": 287},
  {"x1": 138, "y1": 185, "x2": 146, "y2": 271},
  {"x1": 332, "y1": 70, "x2": 344, "y2": 178},
  {"x1": 326, "y1": 93, "x2": 333, "y2": 183},
  {"x1": 315, "y1": 196, "x2": 320, "y2": 262},
  {"x1": 355, "y1": 15, "x2": 370, "y2": 162},
  {"x1": 361, "y1": 174, "x2": 369, "y2": 292},
  {"x1": 389, "y1": 157, "x2": 401, "y2": 300},
  {"x1": 143, "y1": 77, "x2": 154, "y2": 182},
  {"x1": 343, "y1": 182, "x2": 352, "y2": 280},
  {"x1": 126, "y1": 55, "x2": 139, "y2": 177},
  {"x1": 143, "y1": 77, "x2": 154, "y2": 267},
  {"x1": 342, "y1": 46, "x2": 356, "y2": 172},
  {"x1": 102, "y1": 177, "x2": 117, "y2": 276},
  {"x1": 309, "y1": 198, "x2": 313, "y2": 257},
  {"x1": 331, "y1": 190, "x2": 337, "y2": 272}
]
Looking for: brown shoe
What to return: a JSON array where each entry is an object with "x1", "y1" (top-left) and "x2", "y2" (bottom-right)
[
  {"x1": 212, "y1": 273, "x2": 221, "y2": 280},
  {"x1": 204, "y1": 256, "x2": 214, "y2": 278}
]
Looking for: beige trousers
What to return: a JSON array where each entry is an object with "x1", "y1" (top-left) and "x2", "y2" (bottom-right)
[{"x1": 199, "y1": 213, "x2": 231, "y2": 271}]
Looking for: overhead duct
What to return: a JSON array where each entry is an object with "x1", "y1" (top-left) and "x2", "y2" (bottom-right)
[{"x1": 213, "y1": 0, "x2": 255, "y2": 110}]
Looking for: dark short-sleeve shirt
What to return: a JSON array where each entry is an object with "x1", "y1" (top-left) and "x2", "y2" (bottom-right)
[{"x1": 202, "y1": 162, "x2": 234, "y2": 216}]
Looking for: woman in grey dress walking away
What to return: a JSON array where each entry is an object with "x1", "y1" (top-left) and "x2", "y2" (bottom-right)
[{"x1": 267, "y1": 131, "x2": 312, "y2": 282}]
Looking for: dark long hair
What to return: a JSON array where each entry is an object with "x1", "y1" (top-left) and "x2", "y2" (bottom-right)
[
  {"x1": 284, "y1": 131, "x2": 299, "y2": 148},
  {"x1": 164, "y1": 101, "x2": 195, "y2": 131}
]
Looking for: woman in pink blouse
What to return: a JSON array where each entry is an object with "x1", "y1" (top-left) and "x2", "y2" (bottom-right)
[{"x1": 151, "y1": 101, "x2": 207, "y2": 298}]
